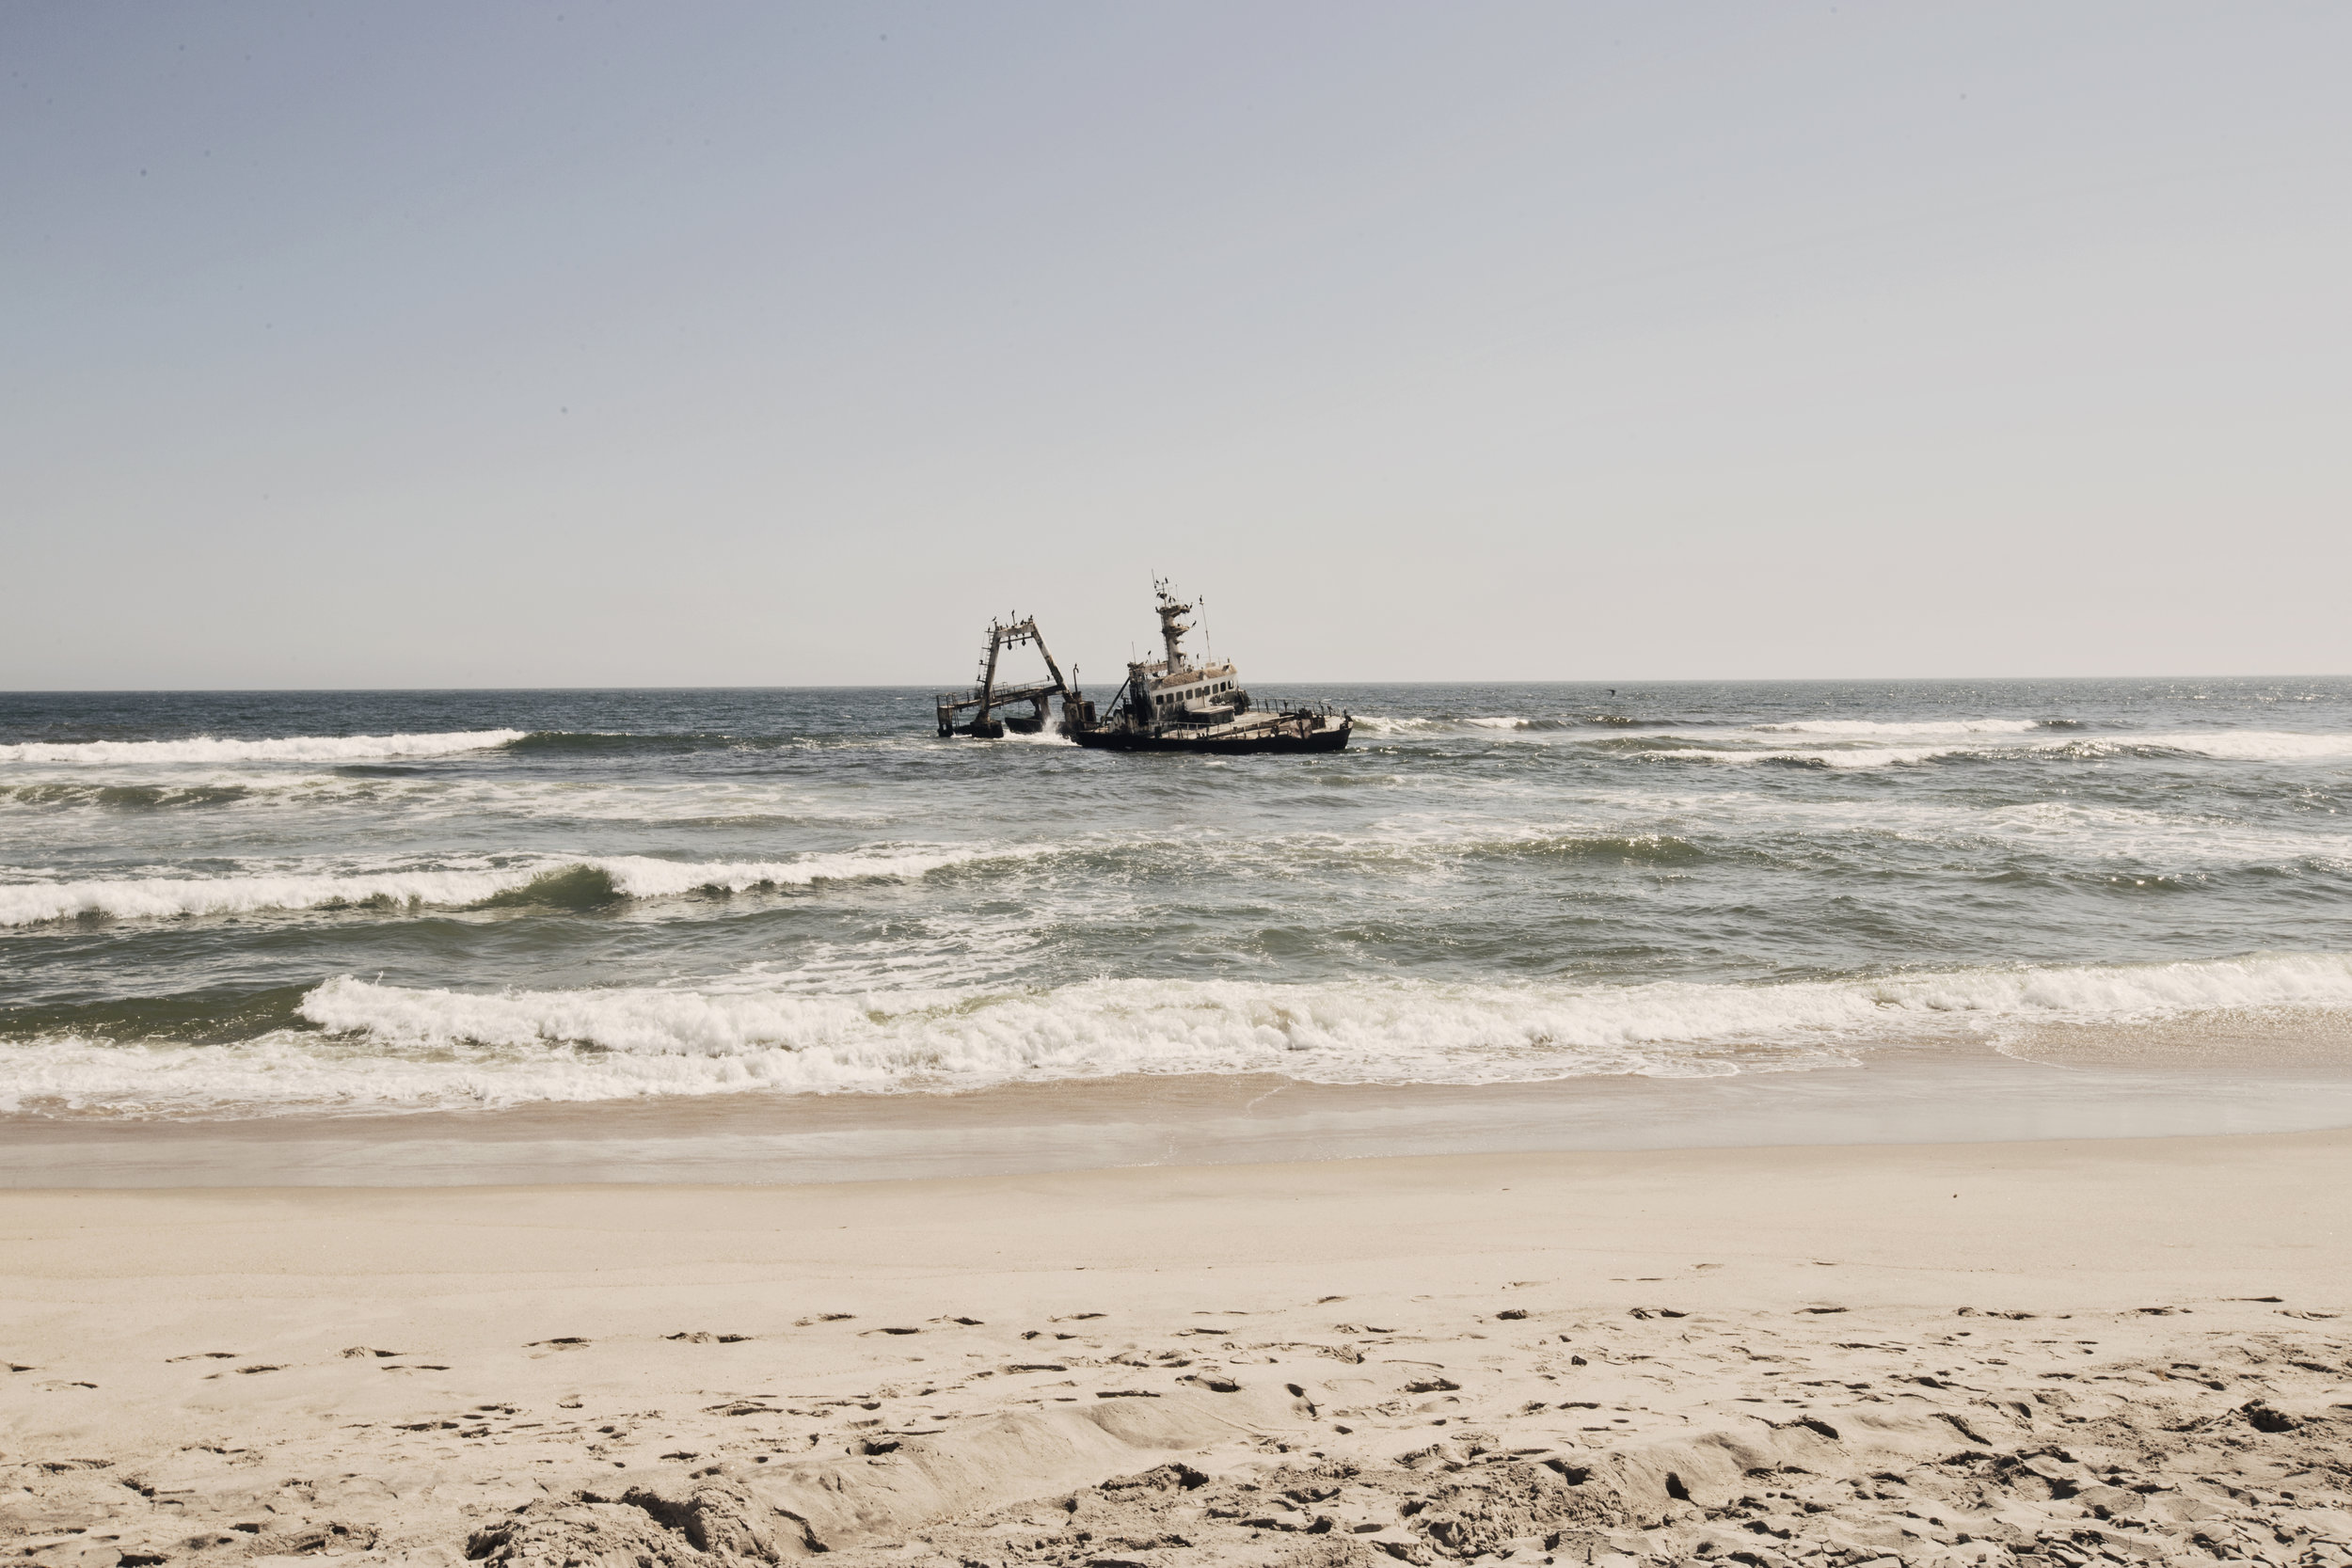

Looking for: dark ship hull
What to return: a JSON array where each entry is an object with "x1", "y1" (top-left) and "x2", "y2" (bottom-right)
[{"x1": 1073, "y1": 713, "x2": 1350, "y2": 753}]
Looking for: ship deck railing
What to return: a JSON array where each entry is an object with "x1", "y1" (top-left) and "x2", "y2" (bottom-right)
[{"x1": 934, "y1": 679, "x2": 1064, "y2": 715}]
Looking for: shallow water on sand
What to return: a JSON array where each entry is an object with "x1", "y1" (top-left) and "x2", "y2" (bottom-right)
[
  {"x1": 4, "y1": 678, "x2": 2350, "y2": 1166},
  {"x1": 10, "y1": 1038, "x2": 2352, "y2": 1187}
]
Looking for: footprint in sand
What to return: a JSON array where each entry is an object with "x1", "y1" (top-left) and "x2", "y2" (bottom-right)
[{"x1": 704, "y1": 1400, "x2": 782, "y2": 1417}]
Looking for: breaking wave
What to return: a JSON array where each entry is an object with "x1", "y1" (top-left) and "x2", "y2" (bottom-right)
[
  {"x1": 1747, "y1": 719, "x2": 2043, "y2": 737},
  {"x1": 1633, "y1": 743, "x2": 1979, "y2": 770},
  {"x1": 2117, "y1": 731, "x2": 2352, "y2": 763},
  {"x1": 290, "y1": 952, "x2": 2352, "y2": 1070},
  {"x1": 1634, "y1": 728, "x2": 2352, "y2": 770},
  {"x1": 500, "y1": 730, "x2": 750, "y2": 755},
  {"x1": 1354, "y1": 714, "x2": 1676, "y2": 736},
  {"x1": 8, "y1": 952, "x2": 2352, "y2": 1115},
  {"x1": 1345, "y1": 715, "x2": 2352, "y2": 769},
  {"x1": 0, "y1": 729, "x2": 527, "y2": 766},
  {"x1": 0, "y1": 782, "x2": 257, "y2": 810},
  {"x1": 0, "y1": 846, "x2": 1024, "y2": 927}
]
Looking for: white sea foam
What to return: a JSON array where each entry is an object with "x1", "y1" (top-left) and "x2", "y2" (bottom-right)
[
  {"x1": 0, "y1": 730, "x2": 528, "y2": 766},
  {"x1": 0, "y1": 866, "x2": 527, "y2": 926},
  {"x1": 593, "y1": 847, "x2": 1015, "y2": 897},
  {"x1": 10, "y1": 953, "x2": 2352, "y2": 1116},
  {"x1": 1647, "y1": 727, "x2": 2352, "y2": 768},
  {"x1": 285, "y1": 953, "x2": 2352, "y2": 1074},
  {"x1": 0, "y1": 770, "x2": 896, "y2": 835},
  {"x1": 2115, "y1": 731, "x2": 2352, "y2": 763},
  {"x1": 1355, "y1": 714, "x2": 2352, "y2": 768},
  {"x1": 1338, "y1": 796, "x2": 2348, "y2": 873},
  {"x1": 1637, "y1": 743, "x2": 1972, "y2": 770},
  {"x1": 1967, "y1": 800, "x2": 2352, "y2": 867},
  {"x1": 1355, "y1": 714, "x2": 1590, "y2": 741},
  {"x1": 1356, "y1": 715, "x2": 2054, "y2": 744},
  {"x1": 0, "y1": 845, "x2": 1025, "y2": 927},
  {"x1": 1748, "y1": 719, "x2": 2043, "y2": 737}
]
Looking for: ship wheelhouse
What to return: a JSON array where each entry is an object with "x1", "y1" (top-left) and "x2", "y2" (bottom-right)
[{"x1": 1139, "y1": 658, "x2": 1244, "y2": 725}]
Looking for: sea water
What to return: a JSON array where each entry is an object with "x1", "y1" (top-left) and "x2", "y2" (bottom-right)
[{"x1": 4, "y1": 679, "x2": 2350, "y2": 1178}]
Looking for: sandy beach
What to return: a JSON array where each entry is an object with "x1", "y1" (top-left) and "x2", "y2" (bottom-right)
[{"x1": 5, "y1": 1130, "x2": 2349, "y2": 1567}]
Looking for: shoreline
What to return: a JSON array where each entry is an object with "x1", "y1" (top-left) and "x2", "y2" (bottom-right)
[
  {"x1": 5, "y1": 1129, "x2": 2348, "y2": 1563},
  {"x1": 8, "y1": 1035, "x2": 2352, "y2": 1188}
]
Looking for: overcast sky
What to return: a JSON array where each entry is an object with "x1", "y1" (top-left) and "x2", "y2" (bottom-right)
[{"x1": 5, "y1": 3, "x2": 2348, "y2": 689}]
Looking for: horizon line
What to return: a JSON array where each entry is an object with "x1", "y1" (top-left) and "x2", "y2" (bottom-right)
[{"x1": 5, "y1": 673, "x2": 2350, "y2": 698}]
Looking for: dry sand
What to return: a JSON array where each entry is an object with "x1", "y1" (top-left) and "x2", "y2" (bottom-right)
[{"x1": 5, "y1": 1130, "x2": 2350, "y2": 1567}]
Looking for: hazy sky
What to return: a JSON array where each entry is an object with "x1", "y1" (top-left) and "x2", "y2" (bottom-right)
[{"x1": 6, "y1": 3, "x2": 2348, "y2": 689}]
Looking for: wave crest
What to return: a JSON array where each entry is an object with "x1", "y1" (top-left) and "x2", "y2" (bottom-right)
[
  {"x1": 8, "y1": 953, "x2": 2351, "y2": 1116},
  {"x1": 0, "y1": 730, "x2": 526, "y2": 766},
  {"x1": 290, "y1": 954, "x2": 2352, "y2": 1073},
  {"x1": 1747, "y1": 720, "x2": 2042, "y2": 737},
  {"x1": 0, "y1": 846, "x2": 1022, "y2": 927},
  {"x1": 1354, "y1": 713, "x2": 1672, "y2": 736},
  {"x1": 1630, "y1": 726, "x2": 2352, "y2": 769}
]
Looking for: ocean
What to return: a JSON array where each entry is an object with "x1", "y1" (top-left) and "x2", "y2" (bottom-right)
[{"x1": 5, "y1": 679, "x2": 2351, "y2": 1181}]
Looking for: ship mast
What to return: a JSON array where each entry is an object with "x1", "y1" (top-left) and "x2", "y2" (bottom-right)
[{"x1": 1152, "y1": 578, "x2": 1194, "y2": 674}]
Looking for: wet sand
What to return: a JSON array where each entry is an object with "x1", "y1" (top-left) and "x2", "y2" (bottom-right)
[
  {"x1": 4, "y1": 1129, "x2": 2350, "y2": 1565},
  {"x1": 10, "y1": 1037, "x2": 2352, "y2": 1188}
]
